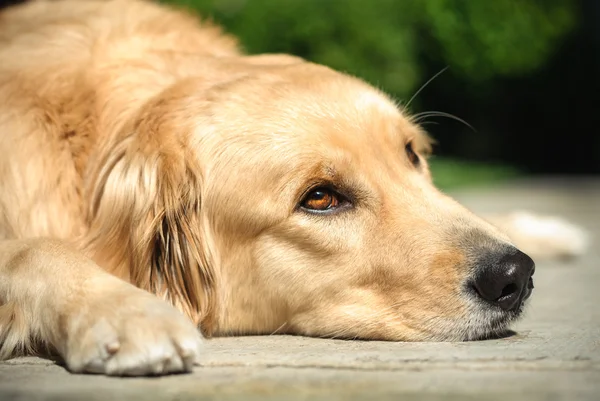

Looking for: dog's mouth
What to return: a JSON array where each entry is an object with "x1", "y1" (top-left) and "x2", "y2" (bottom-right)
[{"x1": 463, "y1": 277, "x2": 534, "y2": 341}]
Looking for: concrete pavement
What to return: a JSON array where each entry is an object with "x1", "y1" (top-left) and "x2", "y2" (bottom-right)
[{"x1": 1, "y1": 178, "x2": 599, "y2": 400}]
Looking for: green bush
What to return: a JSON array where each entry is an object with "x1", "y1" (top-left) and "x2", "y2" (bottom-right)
[
  {"x1": 159, "y1": 0, "x2": 583, "y2": 186},
  {"x1": 161, "y1": 0, "x2": 576, "y2": 99}
]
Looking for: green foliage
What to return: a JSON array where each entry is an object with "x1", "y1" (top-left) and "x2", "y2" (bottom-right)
[
  {"x1": 160, "y1": 0, "x2": 577, "y2": 97},
  {"x1": 159, "y1": 0, "x2": 581, "y2": 187},
  {"x1": 428, "y1": 157, "x2": 520, "y2": 190},
  {"x1": 420, "y1": 0, "x2": 577, "y2": 80}
]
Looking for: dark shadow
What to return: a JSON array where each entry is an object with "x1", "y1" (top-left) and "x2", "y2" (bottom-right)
[{"x1": 474, "y1": 329, "x2": 518, "y2": 341}]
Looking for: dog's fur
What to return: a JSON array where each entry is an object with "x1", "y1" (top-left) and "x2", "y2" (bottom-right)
[{"x1": 0, "y1": 0, "x2": 588, "y2": 376}]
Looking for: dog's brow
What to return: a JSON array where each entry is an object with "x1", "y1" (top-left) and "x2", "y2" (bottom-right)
[{"x1": 355, "y1": 90, "x2": 397, "y2": 115}]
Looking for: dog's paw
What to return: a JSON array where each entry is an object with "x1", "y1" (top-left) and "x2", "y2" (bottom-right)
[
  {"x1": 63, "y1": 286, "x2": 203, "y2": 376},
  {"x1": 490, "y1": 211, "x2": 590, "y2": 260}
]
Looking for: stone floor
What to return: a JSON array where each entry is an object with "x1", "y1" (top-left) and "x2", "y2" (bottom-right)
[{"x1": 1, "y1": 178, "x2": 598, "y2": 400}]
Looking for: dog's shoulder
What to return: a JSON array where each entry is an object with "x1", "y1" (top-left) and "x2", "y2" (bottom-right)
[{"x1": 0, "y1": 0, "x2": 241, "y2": 167}]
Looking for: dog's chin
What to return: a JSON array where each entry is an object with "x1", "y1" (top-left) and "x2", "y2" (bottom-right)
[
  {"x1": 458, "y1": 299, "x2": 530, "y2": 342},
  {"x1": 416, "y1": 296, "x2": 531, "y2": 342},
  {"x1": 293, "y1": 302, "x2": 528, "y2": 343},
  {"x1": 436, "y1": 280, "x2": 534, "y2": 342},
  {"x1": 462, "y1": 309, "x2": 522, "y2": 341}
]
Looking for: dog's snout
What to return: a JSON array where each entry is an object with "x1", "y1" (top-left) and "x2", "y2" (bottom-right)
[{"x1": 472, "y1": 249, "x2": 535, "y2": 311}]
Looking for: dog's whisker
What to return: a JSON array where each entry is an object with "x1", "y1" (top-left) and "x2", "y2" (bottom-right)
[
  {"x1": 413, "y1": 111, "x2": 476, "y2": 132},
  {"x1": 329, "y1": 302, "x2": 408, "y2": 340},
  {"x1": 418, "y1": 121, "x2": 440, "y2": 127},
  {"x1": 404, "y1": 66, "x2": 449, "y2": 111},
  {"x1": 269, "y1": 322, "x2": 288, "y2": 336}
]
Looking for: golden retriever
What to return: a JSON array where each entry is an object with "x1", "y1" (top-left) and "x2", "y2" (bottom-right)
[{"x1": 0, "y1": 0, "x2": 588, "y2": 376}]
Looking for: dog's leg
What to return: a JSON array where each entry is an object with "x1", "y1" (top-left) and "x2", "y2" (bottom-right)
[
  {"x1": 0, "y1": 238, "x2": 203, "y2": 376},
  {"x1": 484, "y1": 211, "x2": 590, "y2": 260}
]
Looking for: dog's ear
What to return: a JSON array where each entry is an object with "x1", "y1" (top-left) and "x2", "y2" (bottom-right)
[{"x1": 83, "y1": 124, "x2": 217, "y2": 334}]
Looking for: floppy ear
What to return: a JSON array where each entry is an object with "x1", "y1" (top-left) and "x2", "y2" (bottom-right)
[{"x1": 82, "y1": 129, "x2": 217, "y2": 334}]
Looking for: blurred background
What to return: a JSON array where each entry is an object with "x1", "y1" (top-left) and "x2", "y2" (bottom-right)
[
  {"x1": 159, "y1": 0, "x2": 599, "y2": 190},
  {"x1": 2, "y1": 0, "x2": 598, "y2": 190}
]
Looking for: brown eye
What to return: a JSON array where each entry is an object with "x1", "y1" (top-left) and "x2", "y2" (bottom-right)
[
  {"x1": 300, "y1": 187, "x2": 341, "y2": 212},
  {"x1": 405, "y1": 141, "x2": 420, "y2": 166}
]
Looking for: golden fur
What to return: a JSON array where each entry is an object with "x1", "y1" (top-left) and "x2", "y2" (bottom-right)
[{"x1": 0, "y1": 0, "x2": 583, "y2": 376}]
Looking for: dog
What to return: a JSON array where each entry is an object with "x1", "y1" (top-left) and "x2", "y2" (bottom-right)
[{"x1": 0, "y1": 0, "x2": 588, "y2": 376}]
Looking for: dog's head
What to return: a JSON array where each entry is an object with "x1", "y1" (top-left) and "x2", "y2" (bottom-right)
[{"x1": 88, "y1": 58, "x2": 534, "y2": 341}]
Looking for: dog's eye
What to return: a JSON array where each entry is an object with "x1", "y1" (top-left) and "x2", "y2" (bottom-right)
[
  {"x1": 405, "y1": 141, "x2": 420, "y2": 166},
  {"x1": 300, "y1": 187, "x2": 342, "y2": 212}
]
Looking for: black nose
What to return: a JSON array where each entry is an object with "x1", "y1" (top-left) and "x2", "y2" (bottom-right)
[{"x1": 472, "y1": 249, "x2": 535, "y2": 311}]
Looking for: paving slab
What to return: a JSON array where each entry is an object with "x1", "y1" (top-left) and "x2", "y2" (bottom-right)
[{"x1": 1, "y1": 177, "x2": 599, "y2": 400}]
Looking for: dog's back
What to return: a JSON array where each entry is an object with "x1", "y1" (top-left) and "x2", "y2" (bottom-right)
[
  {"x1": 0, "y1": 0, "x2": 240, "y2": 241},
  {"x1": 0, "y1": 0, "x2": 238, "y2": 52},
  {"x1": 0, "y1": 0, "x2": 240, "y2": 103}
]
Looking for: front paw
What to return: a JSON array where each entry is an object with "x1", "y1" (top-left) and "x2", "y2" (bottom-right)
[
  {"x1": 496, "y1": 211, "x2": 590, "y2": 259},
  {"x1": 63, "y1": 287, "x2": 203, "y2": 376}
]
